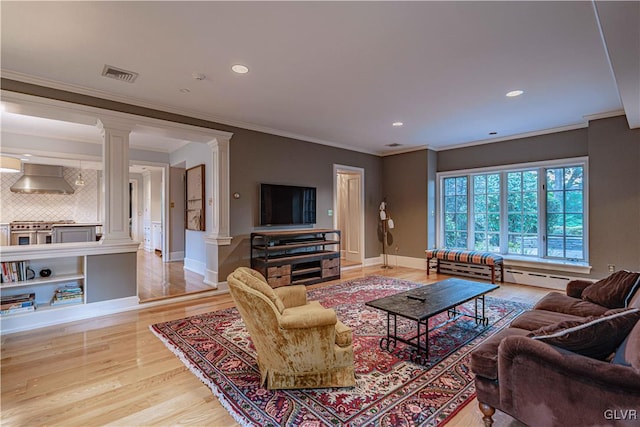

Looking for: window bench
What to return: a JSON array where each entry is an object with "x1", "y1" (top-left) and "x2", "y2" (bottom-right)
[{"x1": 425, "y1": 249, "x2": 504, "y2": 284}]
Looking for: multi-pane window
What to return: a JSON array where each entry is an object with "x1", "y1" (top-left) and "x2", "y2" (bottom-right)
[
  {"x1": 546, "y1": 166, "x2": 584, "y2": 260},
  {"x1": 507, "y1": 170, "x2": 538, "y2": 256},
  {"x1": 439, "y1": 159, "x2": 587, "y2": 262},
  {"x1": 443, "y1": 176, "x2": 468, "y2": 249},
  {"x1": 473, "y1": 174, "x2": 500, "y2": 252}
]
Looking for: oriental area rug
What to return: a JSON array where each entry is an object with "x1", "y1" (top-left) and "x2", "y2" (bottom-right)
[{"x1": 150, "y1": 276, "x2": 530, "y2": 426}]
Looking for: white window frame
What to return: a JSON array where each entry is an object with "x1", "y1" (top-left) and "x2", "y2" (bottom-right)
[{"x1": 436, "y1": 157, "x2": 589, "y2": 264}]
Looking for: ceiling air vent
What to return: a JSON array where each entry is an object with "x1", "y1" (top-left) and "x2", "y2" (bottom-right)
[
  {"x1": 385, "y1": 143, "x2": 402, "y2": 147},
  {"x1": 101, "y1": 64, "x2": 139, "y2": 83}
]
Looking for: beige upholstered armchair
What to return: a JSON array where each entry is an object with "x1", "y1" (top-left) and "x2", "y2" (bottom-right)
[{"x1": 227, "y1": 267, "x2": 356, "y2": 390}]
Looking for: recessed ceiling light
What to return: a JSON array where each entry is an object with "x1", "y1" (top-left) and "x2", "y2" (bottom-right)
[
  {"x1": 179, "y1": 88, "x2": 191, "y2": 93},
  {"x1": 506, "y1": 90, "x2": 524, "y2": 97},
  {"x1": 232, "y1": 64, "x2": 249, "y2": 74},
  {"x1": 392, "y1": 122, "x2": 403, "y2": 127}
]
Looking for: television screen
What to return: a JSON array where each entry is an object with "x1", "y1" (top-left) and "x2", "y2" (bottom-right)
[{"x1": 260, "y1": 183, "x2": 317, "y2": 226}]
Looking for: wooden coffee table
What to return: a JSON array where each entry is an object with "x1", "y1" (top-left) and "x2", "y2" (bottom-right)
[{"x1": 365, "y1": 278, "x2": 499, "y2": 364}]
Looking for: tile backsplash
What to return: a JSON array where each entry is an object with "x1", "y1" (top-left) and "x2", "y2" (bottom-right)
[{"x1": 0, "y1": 168, "x2": 99, "y2": 223}]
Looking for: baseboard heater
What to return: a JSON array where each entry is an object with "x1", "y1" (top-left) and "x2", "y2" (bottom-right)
[{"x1": 437, "y1": 261, "x2": 573, "y2": 290}]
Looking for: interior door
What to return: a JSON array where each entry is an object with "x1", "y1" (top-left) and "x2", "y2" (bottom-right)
[{"x1": 337, "y1": 171, "x2": 362, "y2": 263}]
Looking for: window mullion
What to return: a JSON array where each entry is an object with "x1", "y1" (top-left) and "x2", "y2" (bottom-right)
[
  {"x1": 499, "y1": 171, "x2": 508, "y2": 254},
  {"x1": 539, "y1": 167, "x2": 547, "y2": 259},
  {"x1": 467, "y1": 174, "x2": 473, "y2": 250}
]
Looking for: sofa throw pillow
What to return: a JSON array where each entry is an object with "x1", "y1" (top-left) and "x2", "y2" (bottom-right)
[
  {"x1": 528, "y1": 308, "x2": 640, "y2": 360},
  {"x1": 581, "y1": 270, "x2": 640, "y2": 309}
]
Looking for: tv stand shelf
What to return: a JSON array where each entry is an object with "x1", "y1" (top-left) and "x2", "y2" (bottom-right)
[{"x1": 251, "y1": 229, "x2": 341, "y2": 287}]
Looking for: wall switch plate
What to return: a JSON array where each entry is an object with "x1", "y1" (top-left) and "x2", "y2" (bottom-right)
[
  {"x1": 327, "y1": 209, "x2": 333, "y2": 216},
  {"x1": 608, "y1": 264, "x2": 616, "y2": 272}
]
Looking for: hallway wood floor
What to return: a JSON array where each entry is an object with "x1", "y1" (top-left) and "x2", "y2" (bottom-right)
[
  {"x1": 137, "y1": 250, "x2": 213, "y2": 302},
  {"x1": 1, "y1": 265, "x2": 547, "y2": 426}
]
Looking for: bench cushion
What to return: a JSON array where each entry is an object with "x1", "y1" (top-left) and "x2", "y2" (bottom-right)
[{"x1": 425, "y1": 249, "x2": 503, "y2": 266}]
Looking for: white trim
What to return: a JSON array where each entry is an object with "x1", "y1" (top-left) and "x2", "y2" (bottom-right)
[
  {"x1": 168, "y1": 251, "x2": 185, "y2": 261},
  {"x1": 333, "y1": 164, "x2": 365, "y2": 266},
  {"x1": 436, "y1": 157, "x2": 589, "y2": 263},
  {"x1": 204, "y1": 269, "x2": 219, "y2": 287},
  {"x1": 0, "y1": 296, "x2": 139, "y2": 334},
  {"x1": 364, "y1": 256, "x2": 383, "y2": 267},
  {"x1": 503, "y1": 256, "x2": 592, "y2": 274},
  {"x1": 0, "y1": 241, "x2": 139, "y2": 261},
  {"x1": 184, "y1": 258, "x2": 206, "y2": 276},
  {"x1": 1, "y1": 72, "x2": 378, "y2": 156}
]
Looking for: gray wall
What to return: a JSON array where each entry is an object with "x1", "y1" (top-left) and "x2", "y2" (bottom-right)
[
  {"x1": 381, "y1": 150, "x2": 429, "y2": 258},
  {"x1": 586, "y1": 116, "x2": 640, "y2": 277},
  {"x1": 169, "y1": 167, "x2": 185, "y2": 258},
  {"x1": 220, "y1": 128, "x2": 382, "y2": 278},
  {"x1": 2, "y1": 79, "x2": 383, "y2": 281},
  {"x1": 437, "y1": 117, "x2": 639, "y2": 279},
  {"x1": 86, "y1": 253, "x2": 137, "y2": 302},
  {"x1": 437, "y1": 128, "x2": 588, "y2": 171}
]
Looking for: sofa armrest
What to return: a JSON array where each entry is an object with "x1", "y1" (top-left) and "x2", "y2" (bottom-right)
[
  {"x1": 279, "y1": 307, "x2": 337, "y2": 329},
  {"x1": 566, "y1": 279, "x2": 593, "y2": 298},
  {"x1": 274, "y1": 285, "x2": 307, "y2": 308},
  {"x1": 497, "y1": 336, "x2": 640, "y2": 426}
]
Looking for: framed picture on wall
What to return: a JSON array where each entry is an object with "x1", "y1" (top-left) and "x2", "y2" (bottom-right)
[{"x1": 186, "y1": 164, "x2": 205, "y2": 231}]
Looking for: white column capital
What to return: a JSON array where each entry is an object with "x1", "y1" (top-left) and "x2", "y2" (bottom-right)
[{"x1": 96, "y1": 117, "x2": 137, "y2": 133}]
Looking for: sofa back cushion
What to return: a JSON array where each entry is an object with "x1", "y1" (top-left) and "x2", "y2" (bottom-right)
[
  {"x1": 581, "y1": 270, "x2": 640, "y2": 309},
  {"x1": 612, "y1": 320, "x2": 640, "y2": 371},
  {"x1": 528, "y1": 308, "x2": 640, "y2": 360}
]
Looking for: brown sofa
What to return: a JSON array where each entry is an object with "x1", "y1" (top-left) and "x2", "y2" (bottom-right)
[{"x1": 471, "y1": 271, "x2": 640, "y2": 427}]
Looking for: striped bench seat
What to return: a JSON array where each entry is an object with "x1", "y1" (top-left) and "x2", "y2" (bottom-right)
[{"x1": 425, "y1": 249, "x2": 504, "y2": 284}]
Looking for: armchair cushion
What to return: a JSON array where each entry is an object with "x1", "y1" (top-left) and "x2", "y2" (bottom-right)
[
  {"x1": 234, "y1": 267, "x2": 286, "y2": 313},
  {"x1": 581, "y1": 270, "x2": 640, "y2": 309},
  {"x1": 274, "y1": 285, "x2": 307, "y2": 308},
  {"x1": 279, "y1": 301, "x2": 338, "y2": 329},
  {"x1": 527, "y1": 308, "x2": 640, "y2": 360},
  {"x1": 334, "y1": 320, "x2": 353, "y2": 347}
]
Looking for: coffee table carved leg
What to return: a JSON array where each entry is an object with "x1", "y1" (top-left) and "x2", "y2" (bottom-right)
[{"x1": 479, "y1": 402, "x2": 495, "y2": 427}]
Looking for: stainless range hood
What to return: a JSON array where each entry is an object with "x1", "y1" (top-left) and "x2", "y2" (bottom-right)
[{"x1": 10, "y1": 164, "x2": 75, "y2": 194}]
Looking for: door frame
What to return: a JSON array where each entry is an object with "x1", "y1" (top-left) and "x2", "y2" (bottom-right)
[{"x1": 333, "y1": 164, "x2": 365, "y2": 265}]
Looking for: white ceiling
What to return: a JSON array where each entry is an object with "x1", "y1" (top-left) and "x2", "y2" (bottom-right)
[{"x1": 1, "y1": 1, "x2": 638, "y2": 155}]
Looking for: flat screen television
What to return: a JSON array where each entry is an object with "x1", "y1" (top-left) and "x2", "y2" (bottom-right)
[{"x1": 260, "y1": 183, "x2": 317, "y2": 226}]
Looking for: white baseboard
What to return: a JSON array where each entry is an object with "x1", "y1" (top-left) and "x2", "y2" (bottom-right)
[
  {"x1": 0, "y1": 296, "x2": 140, "y2": 334},
  {"x1": 168, "y1": 251, "x2": 185, "y2": 262},
  {"x1": 184, "y1": 258, "x2": 206, "y2": 276}
]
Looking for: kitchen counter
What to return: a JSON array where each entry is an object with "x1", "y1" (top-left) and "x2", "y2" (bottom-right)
[{"x1": 50, "y1": 223, "x2": 101, "y2": 227}]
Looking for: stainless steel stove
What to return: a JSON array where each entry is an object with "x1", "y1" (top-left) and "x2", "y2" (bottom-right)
[{"x1": 10, "y1": 220, "x2": 75, "y2": 245}]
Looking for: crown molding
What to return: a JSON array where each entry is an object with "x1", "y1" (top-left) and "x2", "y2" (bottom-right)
[
  {"x1": 582, "y1": 110, "x2": 625, "y2": 122},
  {"x1": 1, "y1": 70, "x2": 379, "y2": 156}
]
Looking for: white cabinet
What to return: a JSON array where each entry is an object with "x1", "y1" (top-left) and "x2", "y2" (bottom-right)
[
  {"x1": 0, "y1": 224, "x2": 9, "y2": 246},
  {"x1": 143, "y1": 222, "x2": 152, "y2": 252},
  {"x1": 152, "y1": 222, "x2": 162, "y2": 252}
]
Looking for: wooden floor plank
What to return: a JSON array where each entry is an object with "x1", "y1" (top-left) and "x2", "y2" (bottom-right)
[{"x1": 1, "y1": 255, "x2": 550, "y2": 426}]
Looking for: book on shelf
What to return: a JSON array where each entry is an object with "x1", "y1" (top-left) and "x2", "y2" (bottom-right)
[
  {"x1": 1, "y1": 261, "x2": 29, "y2": 283},
  {"x1": 0, "y1": 293, "x2": 36, "y2": 316},
  {"x1": 51, "y1": 285, "x2": 84, "y2": 306}
]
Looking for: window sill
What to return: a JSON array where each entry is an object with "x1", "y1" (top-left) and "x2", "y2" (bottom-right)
[{"x1": 502, "y1": 255, "x2": 592, "y2": 275}]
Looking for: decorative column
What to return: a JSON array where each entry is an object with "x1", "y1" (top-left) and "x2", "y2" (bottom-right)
[
  {"x1": 204, "y1": 136, "x2": 232, "y2": 285},
  {"x1": 97, "y1": 118, "x2": 134, "y2": 243}
]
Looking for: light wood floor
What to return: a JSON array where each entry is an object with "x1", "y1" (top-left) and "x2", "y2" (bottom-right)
[
  {"x1": 137, "y1": 250, "x2": 213, "y2": 302},
  {"x1": 1, "y1": 265, "x2": 549, "y2": 426}
]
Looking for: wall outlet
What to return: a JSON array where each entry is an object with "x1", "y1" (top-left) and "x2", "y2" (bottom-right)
[
  {"x1": 608, "y1": 264, "x2": 616, "y2": 272},
  {"x1": 327, "y1": 209, "x2": 333, "y2": 217}
]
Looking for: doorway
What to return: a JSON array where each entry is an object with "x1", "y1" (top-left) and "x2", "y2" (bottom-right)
[{"x1": 334, "y1": 165, "x2": 365, "y2": 267}]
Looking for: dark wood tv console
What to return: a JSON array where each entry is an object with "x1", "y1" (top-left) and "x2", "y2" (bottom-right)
[{"x1": 250, "y1": 229, "x2": 341, "y2": 287}]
